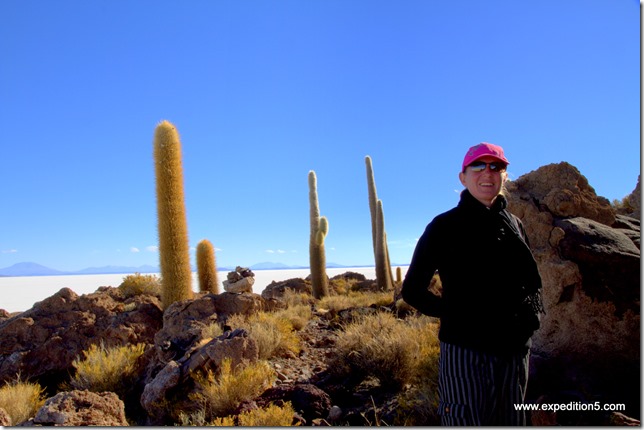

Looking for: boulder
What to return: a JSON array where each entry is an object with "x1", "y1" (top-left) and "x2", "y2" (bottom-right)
[
  {"x1": 226, "y1": 266, "x2": 255, "y2": 283},
  {"x1": 223, "y1": 266, "x2": 256, "y2": 293},
  {"x1": 508, "y1": 161, "x2": 615, "y2": 225},
  {"x1": 0, "y1": 286, "x2": 163, "y2": 387},
  {"x1": 505, "y1": 162, "x2": 640, "y2": 418},
  {"x1": 255, "y1": 383, "x2": 332, "y2": 424},
  {"x1": 31, "y1": 390, "x2": 128, "y2": 426},
  {"x1": 224, "y1": 276, "x2": 254, "y2": 293},
  {"x1": 261, "y1": 277, "x2": 312, "y2": 300},
  {"x1": 330, "y1": 272, "x2": 367, "y2": 282}
]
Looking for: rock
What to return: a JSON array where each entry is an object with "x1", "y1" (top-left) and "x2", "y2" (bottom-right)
[
  {"x1": 0, "y1": 407, "x2": 11, "y2": 426},
  {"x1": 327, "y1": 405, "x2": 343, "y2": 423},
  {"x1": 226, "y1": 266, "x2": 255, "y2": 283},
  {"x1": 180, "y1": 329, "x2": 258, "y2": 377},
  {"x1": 509, "y1": 162, "x2": 615, "y2": 225},
  {"x1": 555, "y1": 217, "x2": 640, "y2": 315},
  {"x1": 330, "y1": 272, "x2": 367, "y2": 282},
  {"x1": 261, "y1": 278, "x2": 312, "y2": 300},
  {"x1": 141, "y1": 329, "x2": 259, "y2": 425},
  {"x1": 223, "y1": 276, "x2": 254, "y2": 293},
  {"x1": 505, "y1": 162, "x2": 640, "y2": 418},
  {"x1": 0, "y1": 286, "x2": 163, "y2": 387},
  {"x1": 32, "y1": 390, "x2": 128, "y2": 426},
  {"x1": 212, "y1": 291, "x2": 266, "y2": 321},
  {"x1": 140, "y1": 360, "x2": 181, "y2": 424},
  {"x1": 153, "y1": 295, "x2": 219, "y2": 355},
  {"x1": 257, "y1": 383, "x2": 332, "y2": 423},
  {"x1": 223, "y1": 266, "x2": 256, "y2": 293}
]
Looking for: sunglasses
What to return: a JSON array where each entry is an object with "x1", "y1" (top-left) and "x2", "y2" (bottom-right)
[{"x1": 467, "y1": 161, "x2": 507, "y2": 173}]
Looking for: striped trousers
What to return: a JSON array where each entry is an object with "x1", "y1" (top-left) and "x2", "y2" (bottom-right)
[{"x1": 437, "y1": 342, "x2": 529, "y2": 426}]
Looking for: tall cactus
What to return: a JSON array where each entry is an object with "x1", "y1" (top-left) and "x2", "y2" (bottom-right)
[
  {"x1": 196, "y1": 239, "x2": 220, "y2": 294},
  {"x1": 308, "y1": 170, "x2": 329, "y2": 299},
  {"x1": 365, "y1": 156, "x2": 394, "y2": 291},
  {"x1": 153, "y1": 120, "x2": 193, "y2": 309}
]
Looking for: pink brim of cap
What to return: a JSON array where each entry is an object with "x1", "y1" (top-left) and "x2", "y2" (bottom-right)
[{"x1": 462, "y1": 142, "x2": 509, "y2": 171}]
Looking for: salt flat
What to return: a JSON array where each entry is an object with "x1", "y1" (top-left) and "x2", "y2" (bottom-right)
[{"x1": 0, "y1": 266, "x2": 407, "y2": 313}]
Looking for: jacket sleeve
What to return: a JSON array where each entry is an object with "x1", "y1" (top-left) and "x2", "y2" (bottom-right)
[{"x1": 401, "y1": 221, "x2": 443, "y2": 317}]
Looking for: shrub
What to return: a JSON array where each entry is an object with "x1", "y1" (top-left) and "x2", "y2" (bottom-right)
[
  {"x1": 201, "y1": 321, "x2": 224, "y2": 340},
  {"x1": 237, "y1": 402, "x2": 296, "y2": 426},
  {"x1": 391, "y1": 316, "x2": 441, "y2": 425},
  {"x1": 330, "y1": 312, "x2": 439, "y2": 390},
  {"x1": 191, "y1": 358, "x2": 275, "y2": 419},
  {"x1": 0, "y1": 377, "x2": 46, "y2": 425},
  {"x1": 68, "y1": 342, "x2": 146, "y2": 396},
  {"x1": 204, "y1": 402, "x2": 296, "y2": 426},
  {"x1": 118, "y1": 273, "x2": 161, "y2": 298},
  {"x1": 282, "y1": 289, "x2": 316, "y2": 307},
  {"x1": 318, "y1": 290, "x2": 392, "y2": 313},
  {"x1": 274, "y1": 303, "x2": 313, "y2": 331},
  {"x1": 228, "y1": 312, "x2": 301, "y2": 359}
]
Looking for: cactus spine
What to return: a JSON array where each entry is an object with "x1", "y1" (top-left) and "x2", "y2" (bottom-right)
[
  {"x1": 154, "y1": 120, "x2": 193, "y2": 309},
  {"x1": 308, "y1": 170, "x2": 329, "y2": 299},
  {"x1": 196, "y1": 239, "x2": 219, "y2": 294},
  {"x1": 365, "y1": 156, "x2": 394, "y2": 291}
]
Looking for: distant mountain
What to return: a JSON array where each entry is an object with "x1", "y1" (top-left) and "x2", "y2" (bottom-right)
[
  {"x1": 250, "y1": 262, "x2": 306, "y2": 270},
  {"x1": 74, "y1": 265, "x2": 160, "y2": 275},
  {"x1": 0, "y1": 262, "x2": 68, "y2": 277},
  {"x1": 0, "y1": 261, "x2": 377, "y2": 277}
]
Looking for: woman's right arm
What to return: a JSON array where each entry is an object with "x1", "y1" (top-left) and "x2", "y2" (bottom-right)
[{"x1": 401, "y1": 222, "x2": 443, "y2": 317}]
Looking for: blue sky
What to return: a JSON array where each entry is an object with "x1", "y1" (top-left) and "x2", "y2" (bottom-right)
[{"x1": 1, "y1": 0, "x2": 640, "y2": 272}]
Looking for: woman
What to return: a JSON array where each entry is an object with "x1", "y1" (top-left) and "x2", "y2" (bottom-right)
[{"x1": 401, "y1": 142, "x2": 544, "y2": 426}]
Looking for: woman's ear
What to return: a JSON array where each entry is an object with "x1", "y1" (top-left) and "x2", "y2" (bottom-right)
[{"x1": 458, "y1": 171, "x2": 466, "y2": 187}]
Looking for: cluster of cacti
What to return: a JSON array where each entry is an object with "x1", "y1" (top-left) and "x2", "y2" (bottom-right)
[
  {"x1": 153, "y1": 122, "x2": 398, "y2": 307},
  {"x1": 308, "y1": 170, "x2": 329, "y2": 299},
  {"x1": 365, "y1": 156, "x2": 394, "y2": 291},
  {"x1": 153, "y1": 120, "x2": 195, "y2": 309},
  {"x1": 196, "y1": 239, "x2": 220, "y2": 294}
]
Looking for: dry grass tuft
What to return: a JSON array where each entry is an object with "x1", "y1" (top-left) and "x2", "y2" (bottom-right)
[
  {"x1": 282, "y1": 289, "x2": 316, "y2": 307},
  {"x1": 67, "y1": 342, "x2": 146, "y2": 396},
  {"x1": 191, "y1": 358, "x2": 275, "y2": 419},
  {"x1": 228, "y1": 312, "x2": 302, "y2": 359},
  {"x1": 274, "y1": 303, "x2": 313, "y2": 331},
  {"x1": 330, "y1": 312, "x2": 439, "y2": 390},
  {"x1": 318, "y1": 290, "x2": 393, "y2": 313},
  {"x1": 237, "y1": 402, "x2": 296, "y2": 426},
  {"x1": 207, "y1": 402, "x2": 296, "y2": 426},
  {"x1": 0, "y1": 377, "x2": 46, "y2": 425},
  {"x1": 392, "y1": 316, "x2": 441, "y2": 425},
  {"x1": 118, "y1": 273, "x2": 161, "y2": 298},
  {"x1": 201, "y1": 321, "x2": 224, "y2": 340}
]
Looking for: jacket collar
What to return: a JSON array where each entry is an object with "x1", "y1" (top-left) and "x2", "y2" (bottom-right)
[{"x1": 459, "y1": 189, "x2": 508, "y2": 213}]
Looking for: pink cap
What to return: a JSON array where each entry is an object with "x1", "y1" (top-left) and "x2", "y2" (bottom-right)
[{"x1": 462, "y1": 142, "x2": 509, "y2": 171}]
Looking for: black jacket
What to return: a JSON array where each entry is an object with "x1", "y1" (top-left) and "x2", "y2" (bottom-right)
[{"x1": 401, "y1": 190, "x2": 543, "y2": 355}]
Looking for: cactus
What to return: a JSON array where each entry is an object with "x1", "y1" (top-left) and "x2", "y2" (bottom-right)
[
  {"x1": 153, "y1": 120, "x2": 193, "y2": 309},
  {"x1": 396, "y1": 266, "x2": 402, "y2": 286},
  {"x1": 196, "y1": 239, "x2": 220, "y2": 294},
  {"x1": 308, "y1": 170, "x2": 329, "y2": 299},
  {"x1": 365, "y1": 156, "x2": 394, "y2": 291}
]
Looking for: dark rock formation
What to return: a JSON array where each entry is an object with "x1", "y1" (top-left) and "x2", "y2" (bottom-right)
[
  {"x1": 506, "y1": 162, "x2": 640, "y2": 419},
  {"x1": 0, "y1": 286, "x2": 163, "y2": 390}
]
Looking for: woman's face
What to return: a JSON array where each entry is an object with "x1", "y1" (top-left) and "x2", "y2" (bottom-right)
[{"x1": 459, "y1": 156, "x2": 507, "y2": 207}]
